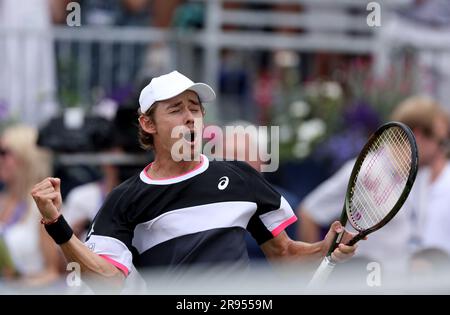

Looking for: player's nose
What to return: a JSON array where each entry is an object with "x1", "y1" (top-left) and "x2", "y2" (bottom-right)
[{"x1": 184, "y1": 108, "x2": 195, "y2": 125}]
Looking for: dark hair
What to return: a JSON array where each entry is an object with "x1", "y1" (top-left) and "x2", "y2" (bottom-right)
[{"x1": 138, "y1": 104, "x2": 158, "y2": 151}]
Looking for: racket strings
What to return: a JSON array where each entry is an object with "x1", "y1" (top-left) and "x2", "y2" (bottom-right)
[
  {"x1": 354, "y1": 128, "x2": 411, "y2": 227},
  {"x1": 359, "y1": 129, "x2": 410, "y2": 223},
  {"x1": 375, "y1": 130, "x2": 410, "y2": 203},
  {"x1": 348, "y1": 127, "x2": 412, "y2": 230}
]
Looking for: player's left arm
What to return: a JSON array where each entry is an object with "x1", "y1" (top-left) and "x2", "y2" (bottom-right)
[{"x1": 260, "y1": 221, "x2": 357, "y2": 263}]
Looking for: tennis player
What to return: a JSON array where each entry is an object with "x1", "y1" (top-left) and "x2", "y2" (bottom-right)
[{"x1": 31, "y1": 71, "x2": 357, "y2": 288}]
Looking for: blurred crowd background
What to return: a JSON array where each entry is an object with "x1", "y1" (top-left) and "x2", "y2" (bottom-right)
[{"x1": 2, "y1": 0, "x2": 450, "y2": 293}]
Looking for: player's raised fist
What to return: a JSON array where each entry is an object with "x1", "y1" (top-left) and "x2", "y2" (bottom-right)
[{"x1": 31, "y1": 177, "x2": 62, "y2": 223}]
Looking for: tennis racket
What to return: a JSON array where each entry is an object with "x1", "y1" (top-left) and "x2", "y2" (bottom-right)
[{"x1": 308, "y1": 121, "x2": 418, "y2": 287}]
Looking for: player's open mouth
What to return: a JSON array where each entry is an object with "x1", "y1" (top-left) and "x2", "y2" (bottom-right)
[{"x1": 183, "y1": 131, "x2": 196, "y2": 143}]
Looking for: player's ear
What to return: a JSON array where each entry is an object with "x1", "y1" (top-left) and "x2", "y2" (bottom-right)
[{"x1": 139, "y1": 114, "x2": 157, "y2": 135}]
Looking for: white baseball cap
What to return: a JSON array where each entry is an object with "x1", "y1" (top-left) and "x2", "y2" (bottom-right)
[{"x1": 138, "y1": 71, "x2": 216, "y2": 113}]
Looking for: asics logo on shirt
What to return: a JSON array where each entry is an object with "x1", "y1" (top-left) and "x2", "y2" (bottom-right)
[{"x1": 218, "y1": 176, "x2": 229, "y2": 190}]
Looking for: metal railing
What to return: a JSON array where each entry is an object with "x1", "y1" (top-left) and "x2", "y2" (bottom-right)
[
  {"x1": 1, "y1": 0, "x2": 414, "y2": 125},
  {"x1": 55, "y1": 152, "x2": 150, "y2": 166}
]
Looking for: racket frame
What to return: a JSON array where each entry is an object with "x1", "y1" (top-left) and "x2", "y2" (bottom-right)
[{"x1": 327, "y1": 121, "x2": 418, "y2": 255}]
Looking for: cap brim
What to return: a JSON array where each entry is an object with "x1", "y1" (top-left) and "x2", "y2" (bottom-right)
[{"x1": 188, "y1": 83, "x2": 216, "y2": 103}]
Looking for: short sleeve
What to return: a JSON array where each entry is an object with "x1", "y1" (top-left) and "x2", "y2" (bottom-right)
[
  {"x1": 302, "y1": 159, "x2": 354, "y2": 225},
  {"x1": 235, "y1": 162, "x2": 297, "y2": 244},
  {"x1": 84, "y1": 184, "x2": 135, "y2": 276}
]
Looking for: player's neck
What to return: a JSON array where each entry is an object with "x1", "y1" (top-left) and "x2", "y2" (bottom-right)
[{"x1": 148, "y1": 153, "x2": 202, "y2": 179}]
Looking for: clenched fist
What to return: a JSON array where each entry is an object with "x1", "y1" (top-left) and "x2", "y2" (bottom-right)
[{"x1": 31, "y1": 177, "x2": 62, "y2": 223}]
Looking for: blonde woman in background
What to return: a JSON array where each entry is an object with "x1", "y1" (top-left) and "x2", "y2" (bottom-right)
[{"x1": 0, "y1": 125, "x2": 61, "y2": 286}]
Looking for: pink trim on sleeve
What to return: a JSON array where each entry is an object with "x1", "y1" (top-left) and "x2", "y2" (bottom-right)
[
  {"x1": 271, "y1": 215, "x2": 298, "y2": 237},
  {"x1": 99, "y1": 254, "x2": 130, "y2": 277}
]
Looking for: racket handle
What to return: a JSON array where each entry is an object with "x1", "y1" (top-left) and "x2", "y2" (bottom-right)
[
  {"x1": 326, "y1": 204, "x2": 348, "y2": 257},
  {"x1": 326, "y1": 229, "x2": 344, "y2": 257},
  {"x1": 346, "y1": 233, "x2": 365, "y2": 246},
  {"x1": 307, "y1": 256, "x2": 336, "y2": 288}
]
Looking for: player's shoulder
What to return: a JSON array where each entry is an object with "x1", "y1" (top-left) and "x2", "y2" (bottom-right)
[
  {"x1": 107, "y1": 173, "x2": 142, "y2": 200},
  {"x1": 95, "y1": 174, "x2": 143, "y2": 218},
  {"x1": 209, "y1": 159, "x2": 260, "y2": 177}
]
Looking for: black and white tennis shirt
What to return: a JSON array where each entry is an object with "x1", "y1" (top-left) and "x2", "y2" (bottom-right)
[{"x1": 85, "y1": 154, "x2": 297, "y2": 276}]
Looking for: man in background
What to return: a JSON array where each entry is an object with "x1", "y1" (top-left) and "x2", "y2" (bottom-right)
[{"x1": 297, "y1": 96, "x2": 450, "y2": 277}]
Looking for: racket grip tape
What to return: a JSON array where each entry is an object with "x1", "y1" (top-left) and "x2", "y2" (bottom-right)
[{"x1": 308, "y1": 256, "x2": 336, "y2": 288}]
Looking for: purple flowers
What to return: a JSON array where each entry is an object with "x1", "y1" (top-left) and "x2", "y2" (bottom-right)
[
  {"x1": 0, "y1": 100, "x2": 9, "y2": 121},
  {"x1": 314, "y1": 101, "x2": 382, "y2": 173},
  {"x1": 343, "y1": 101, "x2": 381, "y2": 133},
  {"x1": 315, "y1": 129, "x2": 367, "y2": 173}
]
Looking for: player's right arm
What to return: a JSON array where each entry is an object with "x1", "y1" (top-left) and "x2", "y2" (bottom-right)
[{"x1": 31, "y1": 177, "x2": 125, "y2": 289}]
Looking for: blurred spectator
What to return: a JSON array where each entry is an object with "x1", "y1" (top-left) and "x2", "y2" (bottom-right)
[
  {"x1": 140, "y1": 0, "x2": 181, "y2": 80},
  {"x1": 219, "y1": 51, "x2": 251, "y2": 122},
  {"x1": 49, "y1": 0, "x2": 72, "y2": 24},
  {"x1": 172, "y1": 1, "x2": 204, "y2": 30},
  {"x1": 0, "y1": 0, "x2": 57, "y2": 127},
  {"x1": 0, "y1": 125, "x2": 60, "y2": 285},
  {"x1": 297, "y1": 96, "x2": 450, "y2": 277},
  {"x1": 82, "y1": 0, "x2": 153, "y2": 99},
  {"x1": 119, "y1": 0, "x2": 151, "y2": 26},
  {"x1": 151, "y1": 0, "x2": 181, "y2": 28},
  {"x1": 50, "y1": 0, "x2": 182, "y2": 121},
  {"x1": 408, "y1": 112, "x2": 450, "y2": 256}
]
